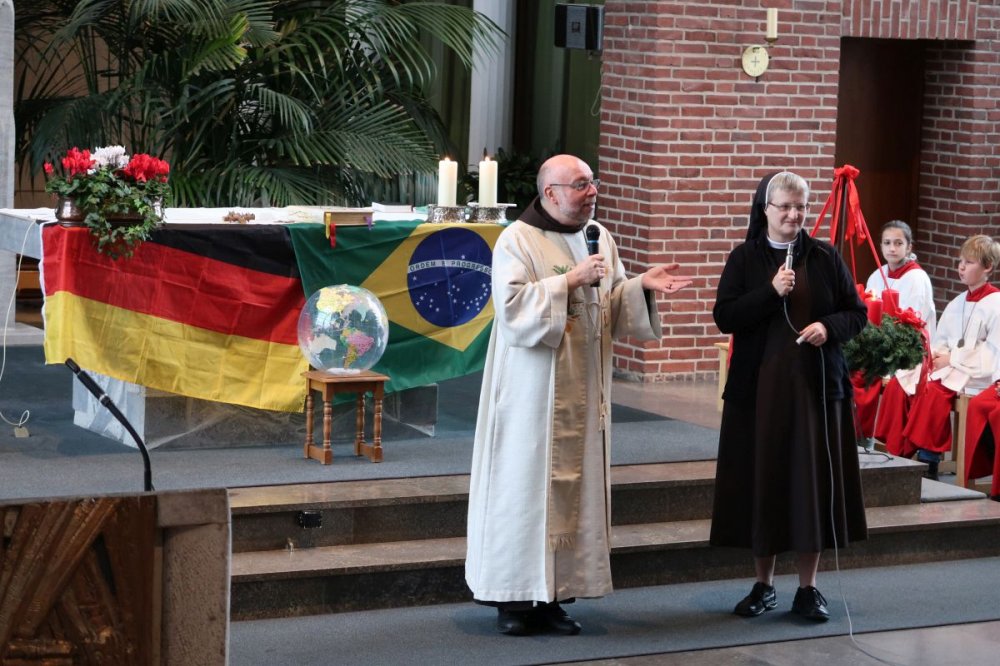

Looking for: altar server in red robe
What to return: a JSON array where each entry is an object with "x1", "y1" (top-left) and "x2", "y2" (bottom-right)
[
  {"x1": 876, "y1": 235, "x2": 1000, "y2": 479},
  {"x1": 965, "y1": 380, "x2": 1000, "y2": 500},
  {"x1": 853, "y1": 220, "x2": 937, "y2": 445}
]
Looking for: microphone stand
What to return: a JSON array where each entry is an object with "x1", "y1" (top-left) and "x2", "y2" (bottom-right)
[{"x1": 65, "y1": 358, "x2": 155, "y2": 491}]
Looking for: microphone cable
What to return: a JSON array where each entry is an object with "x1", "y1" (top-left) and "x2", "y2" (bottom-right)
[
  {"x1": 859, "y1": 393, "x2": 893, "y2": 463},
  {"x1": 782, "y1": 285, "x2": 905, "y2": 666},
  {"x1": 0, "y1": 220, "x2": 36, "y2": 433}
]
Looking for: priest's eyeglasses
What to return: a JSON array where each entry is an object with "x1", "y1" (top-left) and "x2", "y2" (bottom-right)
[
  {"x1": 549, "y1": 179, "x2": 600, "y2": 192},
  {"x1": 767, "y1": 202, "x2": 808, "y2": 214}
]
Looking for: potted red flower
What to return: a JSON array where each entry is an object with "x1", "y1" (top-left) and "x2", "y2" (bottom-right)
[{"x1": 44, "y1": 146, "x2": 170, "y2": 258}]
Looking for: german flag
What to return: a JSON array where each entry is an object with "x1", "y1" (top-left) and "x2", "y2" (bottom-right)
[
  {"x1": 288, "y1": 221, "x2": 504, "y2": 393},
  {"x1": 41, "y1": 225, "x2": 308, "y2": 412}
]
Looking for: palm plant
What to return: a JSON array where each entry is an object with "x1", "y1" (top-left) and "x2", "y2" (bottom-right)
[{"x1": 15, "y1": 0, "x2": 502, "y2": 206}]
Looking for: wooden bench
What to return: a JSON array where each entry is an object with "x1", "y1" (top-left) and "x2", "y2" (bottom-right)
[
  {"x1": 935, "y1": 392, "x2": 970, "y2": 486},
  {"x1": 713, "y1": 341, "x2": 729, "y2": 412},
  {"x1": 16, "y1": 268, "x2": 40, "y2": 291},
  {"x1": 713, "y1": 341, "x2": 978, "y2": 487},
  {"x1": 302, "y1": 369, "x2": 389, "y2": 464}
]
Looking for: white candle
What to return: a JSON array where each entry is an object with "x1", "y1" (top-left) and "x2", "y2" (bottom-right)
[
  {"x1": 766, "y1": 8, "x2": 778, "y2": 41},
  {"x1": 478, "y1": 156, "x2": 498, "y2": 207},
  {"x1": 437, "y1": 158, "x2": 457, "y2": 207}
]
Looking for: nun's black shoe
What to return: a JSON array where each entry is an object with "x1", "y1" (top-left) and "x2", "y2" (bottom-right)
[
  {"x1": 534, "y1": 602, "x2": 582, "y2": 635},
  {"x1": 792, "y1": 586, "x2": 830, "y2": 622},
  {"x1": 496, "y1": 608, "x2": 532, "y2": 636},
  {"x1": 733, "y1": 582, "x2": 776, "y2": 617}
]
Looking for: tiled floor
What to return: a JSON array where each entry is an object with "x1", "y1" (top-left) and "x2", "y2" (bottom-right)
[
  {"x1": 612, "y1": 375, "x2": 722, "y2": 430},
  {"x1": 577, "y1": 619, "x2": 1000, "y2": 665}
]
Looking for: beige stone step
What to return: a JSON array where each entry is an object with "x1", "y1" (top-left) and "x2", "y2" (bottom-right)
[
  {"x1": 230, "y1": 497, "x2": 1000, "y2": 619},
  {"x1": 229, "y1": 457, "x2": 928, "y2": 553}
]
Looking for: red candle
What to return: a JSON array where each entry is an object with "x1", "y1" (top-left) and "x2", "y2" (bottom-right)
[
  {"x1": 866, "y1": 298, "x2": 883, "y2": 325},
  {"x1": 882, "y1": 289, "x2": 900, "y2": 317}
]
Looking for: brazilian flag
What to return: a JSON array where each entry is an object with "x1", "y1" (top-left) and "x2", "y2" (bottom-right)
[{"x1": 288, "y1": 221, "x2": 505, "y2": 394}]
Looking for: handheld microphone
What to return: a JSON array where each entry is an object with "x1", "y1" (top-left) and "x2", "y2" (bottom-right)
[
  {"x1": 65, "y1": 358, "x2": 155, "y2": 491},
  {"x1": 585, "y1": 224, "x2": 601, "y2": 288},
  {"x1": 784, "y1": 240, "x2": 795, "y2": 271}
]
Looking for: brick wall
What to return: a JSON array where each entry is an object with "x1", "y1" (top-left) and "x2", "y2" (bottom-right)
[
  {"x1": 919, "y1": 17, "x2": 1000, "y2": 299},
  {"x1": 599, "y1": 0, "x2": 1000, "y2": 381}
]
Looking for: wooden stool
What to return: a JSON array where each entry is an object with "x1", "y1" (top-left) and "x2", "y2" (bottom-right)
[{"x1": 302, "y1": 369, "x2": 390, "y2": 464}]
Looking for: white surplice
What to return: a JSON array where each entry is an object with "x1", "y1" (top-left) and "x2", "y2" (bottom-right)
[
  {"x1": 865, "y1": 265, "x2": 937, "y2": 338},
  {"x1": 866, "y1": 265, "x2": 938, "y2": 394},
  {"x1": 465, "y1": 220, "x2": 661, "y2": 603},
  {"x1": 928, "y1": 291, "x2": 1000, "y2": 395}
]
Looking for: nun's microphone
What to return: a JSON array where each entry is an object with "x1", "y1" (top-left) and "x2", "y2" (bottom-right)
[{"x1": 784, "y1": 240, "x2": 805, "y2": 344}]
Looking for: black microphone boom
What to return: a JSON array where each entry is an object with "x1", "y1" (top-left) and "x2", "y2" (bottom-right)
[
  {"x1": 585, "y1": 224, "x2": 601, "y2": 288},
  {"x1": 65, "y1": 358, "x2": 154, "y2": 491}
]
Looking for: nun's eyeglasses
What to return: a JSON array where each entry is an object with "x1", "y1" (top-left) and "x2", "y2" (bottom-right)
[
  {"x1": 550, "y1": 179, "x2": 600, "y2": 192},
  {"x1": 767, "y1": 202, "x2": 808, "y2": 214}
]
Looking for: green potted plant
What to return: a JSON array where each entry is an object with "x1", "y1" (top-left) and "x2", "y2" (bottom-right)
[
  {"x1": 16, "y1": 1, "x2": 503, "y2": 209},
  {"x1": 43, "y1": 146, "x2": 170, "y2": 259}
]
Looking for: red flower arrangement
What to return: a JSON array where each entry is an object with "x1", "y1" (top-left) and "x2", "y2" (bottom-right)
[{"x1": 43, "y1": 145, "x2": 170, "y2": 259}]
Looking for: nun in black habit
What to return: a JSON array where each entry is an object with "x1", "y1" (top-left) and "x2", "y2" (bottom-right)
[{"x1": 710, "y1": 171, "x2": 869, "y2": 622}]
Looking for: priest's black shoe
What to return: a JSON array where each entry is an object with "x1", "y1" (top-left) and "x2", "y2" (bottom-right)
[
  {"x1": 496, "y1": 608, "x2": 532, "y2": 636},
  {"x1": 922, "y1": 460, "x2": 939, "y2": 481},
  {"x1": 534, "y1": 602, "x2": 582, "y2": 635},
  {"x1": 792, "y1": 586, "x2": 830, "y2": 622},
  {"x1": 733, "y1": 582, "x2": 776, "y2": 617}
]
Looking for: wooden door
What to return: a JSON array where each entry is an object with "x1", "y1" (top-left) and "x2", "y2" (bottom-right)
[{"x1": 834, "y1": 38, "x2": 926, "y2": 283}]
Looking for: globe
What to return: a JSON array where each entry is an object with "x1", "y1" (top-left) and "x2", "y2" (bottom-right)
[{"x1": 297, "y1": 285, "x2": 390, "y2": 374}]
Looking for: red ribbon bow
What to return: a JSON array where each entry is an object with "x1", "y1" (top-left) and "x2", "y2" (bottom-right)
[
  {"x1": 892, "y1": 307, "x2": 926, "y2": 331},
  {"x1": 811, "y1": 165, "x2": 870, "y2": 245},
  {"x1": 810, "y1": 164, "x2": 884, "y2": 287}
]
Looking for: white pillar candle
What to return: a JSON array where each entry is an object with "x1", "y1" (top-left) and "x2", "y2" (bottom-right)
[
  {"x1": 766, "y1": 8, "x2": 778, "y2": 41},
  {"x1": 437, "y1": 158, "x2": 457, "y2": 207},
  {"x1": 478, "y1": 156, "x2": 498, "y2": 207}
]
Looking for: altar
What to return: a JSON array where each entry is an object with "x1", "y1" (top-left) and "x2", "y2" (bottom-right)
[
  {"x1": 0, "y1": 208, "x2": 504, "y2": 447},
  {"x1": 0, "y1": 210, "x2": 44, "y2": 345}
]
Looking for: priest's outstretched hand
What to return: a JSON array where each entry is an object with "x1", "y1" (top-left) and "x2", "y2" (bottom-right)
[{"x1": 641, "y1": 264, "x2": 692, "y2": 294}]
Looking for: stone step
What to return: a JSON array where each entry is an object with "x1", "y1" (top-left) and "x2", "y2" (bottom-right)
[
  {"x1": 230, "y1": 496, "x2": 1000, "y2": 620},
  {"x1": 229, "y1": 457, "x2": 926, "y2": 553}
]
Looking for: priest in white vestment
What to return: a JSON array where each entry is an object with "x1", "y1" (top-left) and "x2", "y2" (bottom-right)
[{"x1": 465, "y1": 154, "x2": 691, "y2": 636}]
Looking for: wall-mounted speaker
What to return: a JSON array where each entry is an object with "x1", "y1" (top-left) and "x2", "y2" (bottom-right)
[{"x1": 554, "y1": 4, "x2": 604, "y2": 52}]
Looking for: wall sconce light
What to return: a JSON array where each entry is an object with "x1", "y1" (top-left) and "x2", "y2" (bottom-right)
[{"x1": 741, "y1": 8, "x2": 778, "y2": 79}]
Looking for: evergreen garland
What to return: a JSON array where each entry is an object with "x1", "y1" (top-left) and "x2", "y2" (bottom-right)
[{"x1": 844, "y1": 314, "x2": 927, "y2": 387}]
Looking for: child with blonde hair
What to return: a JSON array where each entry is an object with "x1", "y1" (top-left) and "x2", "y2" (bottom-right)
[{"x1": 876, "y1": 234, "x2": 1000, "y2": 478}]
